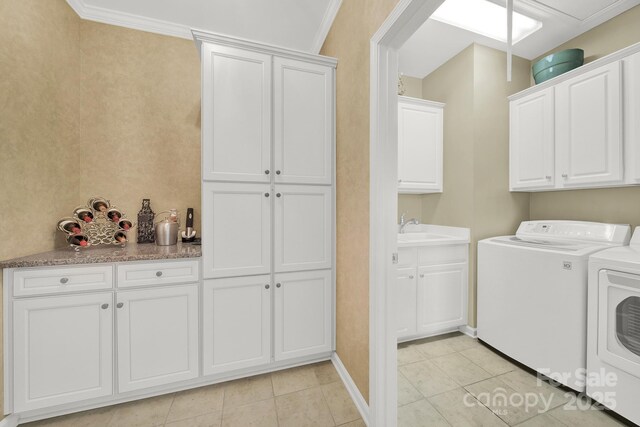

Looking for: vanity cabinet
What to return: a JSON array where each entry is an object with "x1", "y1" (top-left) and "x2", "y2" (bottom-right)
[
  {"x1": 116, "y1": 285, "x2": 199, "y2": 393},
  {"x1": 396, "y1": 243, "x2": 469, "y2": 342},
  {"x1": 398, "y1": 96, "x2": 444, "y2": 194},
  {"x1": 13, "y1": 292, "x2": 114, "y2": 412},
  {"x1": 509, "y1": 44, "x2": 640, "y2": 192}
]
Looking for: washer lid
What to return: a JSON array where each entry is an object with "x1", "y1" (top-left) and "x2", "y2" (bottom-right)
[
  {"x1": 515, "y1": 220, "x2": 631, "y2": 246},
  {"x1": 488, "y1": 236, "x2": 612, "y2": 255}
]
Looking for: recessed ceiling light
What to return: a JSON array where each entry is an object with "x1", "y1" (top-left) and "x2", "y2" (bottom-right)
[{"x1": 431, "y1": 0, "x2": 542, "y2": 44}]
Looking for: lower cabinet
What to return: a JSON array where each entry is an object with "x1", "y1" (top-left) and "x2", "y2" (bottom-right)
[
  {"x1": 117, "y1": 285, "x2": 199, "y2": 393},
  {"x1": 396, "y1": 268, "x2": 417, "y2": 339},
  {"x1": 202, "y1": 275, "x2": 272, "y2": 376},
  {"x1": 416, "y1": 263, "x2": 467, "y2": 335},
  {"x1": 274, "y1": 270, "x2": 332, "y2": 361},
  {"x1": 13, "y1": 293, "x2": 114, "y2": 412}
]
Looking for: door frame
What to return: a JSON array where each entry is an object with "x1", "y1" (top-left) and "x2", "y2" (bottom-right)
[{"x1": 369, "y1": 1, "x2": 444, "y2": 425}]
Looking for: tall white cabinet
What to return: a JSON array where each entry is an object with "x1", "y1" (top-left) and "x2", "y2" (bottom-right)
[{"x1": 195, "y1": 31, "x2": 336, "y2": 372}]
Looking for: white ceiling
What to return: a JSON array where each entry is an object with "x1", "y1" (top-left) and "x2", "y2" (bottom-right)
[
  {"x1": 65, "y1": 0, "x2": 342, "y2": 53},
  {"x1": 399, "y1": 0, "x2": 640, "y2": 78}
]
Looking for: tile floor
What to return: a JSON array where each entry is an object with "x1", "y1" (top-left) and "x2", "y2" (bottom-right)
[
  {"x1": 23, "y1": 361, "x2": 364, "y2": 427},
  {"x1": 397, "y1": 332, "x2": 632, "y2": 427}
]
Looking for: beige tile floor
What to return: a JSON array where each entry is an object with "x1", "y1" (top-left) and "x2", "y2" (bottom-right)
[
  {"x1": 398, "y1": 332, "x2": 633, "y2": 427},
  {"x1": 23, "y1": 361, "x2": 364, "y2": 427}
]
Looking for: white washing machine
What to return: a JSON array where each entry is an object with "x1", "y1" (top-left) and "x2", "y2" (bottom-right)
[
  {"x1": 478, "y1": 221, "x2": 631, "y2": 392},
  {"x1": 588, "y1": 228, "x2": 640, "y2": 426}
]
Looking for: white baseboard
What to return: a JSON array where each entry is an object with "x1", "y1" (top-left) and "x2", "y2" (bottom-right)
[
  {"x1": 0, "y1": 414, "x2": 19, "y2": 427},
  {"x1": 331, "y1": 353, "x2": 369, "y2": 426},
  {"x1": 459, "y1": 325, "x2": 477, "y2": 338}
]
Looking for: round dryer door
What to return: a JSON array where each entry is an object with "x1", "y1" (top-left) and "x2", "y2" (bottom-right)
[{"x1": 598, "y1": 270, "x2": 640, "y2": 377}]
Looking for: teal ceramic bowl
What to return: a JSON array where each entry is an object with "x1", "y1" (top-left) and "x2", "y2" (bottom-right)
[{"x1": 532, "y1": 49, "x2": 584, "y2": 84}]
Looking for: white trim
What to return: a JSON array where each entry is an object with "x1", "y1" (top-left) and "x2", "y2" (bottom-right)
[
  {"x1": 369, "y1": 1, "x2": 445, "y2": 426},
  {"x1": 510, "y1": 41, "x2": 640, "y2": 101},
  {"x1": 0, "y1": 415, "x2": 18, "y2": 427},
  {"x1": 459, "y1": 325, "x2": 478, "y2": 338},
  {"x1": 311, "y1": 0, "x2": 343, "y2": 54},
  {"x1": 331, "y1": 353, "x2": 369, "y2": 426},
  {"x1": 65, "y1": 0, "x2": 192, "y2": 40},
  {"x1": 191, "y1": 30, "x2": 338, "y2": 68}
]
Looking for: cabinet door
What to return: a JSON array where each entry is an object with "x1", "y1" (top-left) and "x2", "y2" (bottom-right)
[
  {"x1": 202, "y1": 182, "x2": 271, "y2": 278},
  {"x1": 274, "y1": 185, "x2": 332, "y2": 273},
  {"x1": 116, "y1": 285, "x2": 199, "y2": 393},
  {"x1": 397, "y1": 267, "x2": 417, "y2": 340},
  {"x1": 203, "y1": 276, "x2": 271, "y2": 375},
  {"x1": 274, "y1": 57, "x2": 333, "y2": 185},
  {"x1": 274, "y1": 270, "x2": 332, "y2": 361},
  {"x1": 417, "y1": 263, "x2": 467, "y2": 335},
  {"x1": 624, "y1": 52, "x2": 640, "y2": 183},
  {"x1": 202, "y1": 43, "x2": 271, "y2": 182},
  {"x1": 556, "y1": 61, "x2": 623, "y2": 187},
  {"x1": 13, "y1": 293, "x2": 113, "y2": 412},
  {"x1": 509, "y1": 88, "x2": 555, "y2": 191},
  {"x1": 398, "y1": 98, "x2": 443, "y2": 193}
]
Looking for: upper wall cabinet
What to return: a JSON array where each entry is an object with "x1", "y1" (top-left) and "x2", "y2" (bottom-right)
[
  {"x1": 202, "y1": 44, "x2": 272, "y2": 183},
  {"x1": 509, "y1": 43, "x2": 640, "y2": 192},
  {"x1": 274, "y1": 58, "x2": 333, "y2": 185},
  {"x1": 398, "y1": 96, "x2": 444, "y2": 194}
]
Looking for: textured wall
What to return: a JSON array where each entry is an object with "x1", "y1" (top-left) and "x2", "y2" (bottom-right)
[
  {"x1": 321, "y1": 0, "x2": 400, "y2": 402},
  {"x1": 530, "y1": 5, "x2": 640, "y2": 226},
  {"x1": 79, "y1": 21, "x2": 202, "y2": 230},
  {"x1": 420, "y1": 44, "x2": 530, "y2": 327}
]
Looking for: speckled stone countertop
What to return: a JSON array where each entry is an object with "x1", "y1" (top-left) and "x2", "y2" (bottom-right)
[{"x1": 0, "y1": 243, "x2": 201, "y2": 269}]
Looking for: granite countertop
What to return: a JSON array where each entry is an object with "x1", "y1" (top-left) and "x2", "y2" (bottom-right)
[{"x1": 0, "y1": 242, "x2": 201, "y2": 269}]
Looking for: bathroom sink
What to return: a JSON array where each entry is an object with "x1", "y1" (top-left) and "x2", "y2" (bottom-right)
[
  {"x1": 397, "y1": 233, "x2": 448, "y2": 242},
  {"x1": 397, "y1": 224, "x2": 470, "y2": 246}
]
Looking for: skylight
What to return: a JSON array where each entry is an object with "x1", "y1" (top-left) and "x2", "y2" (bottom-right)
[{"x1": 431, "y1": 0, "x2": 542, "y2": 44}]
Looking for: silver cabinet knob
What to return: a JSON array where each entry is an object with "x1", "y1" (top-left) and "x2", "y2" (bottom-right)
[
  {"x1": 265, "y1": 192, "x2": 270, "y2": 197},
  {"x1": 265, "y1": 169, "x2": 270, "y2": 175},
  {"x1": 156, "y1": 271, "x2": 163, "y2": 277},
  {"x1": 60, "y1": 277, "x2": 69, "y2": 284},
  {"x1": 101, "y1": 303, "x2": 109, "y2": 310},
  {"x1": 276, "y1": 170, "x2": 281, "y2": 175},
  {"x1": 562, "y1": 174, "x2": 568, "y2": 178},
  {"x1": 545, "y1": 176, "x2": 551, "y2": 180},
  {"x1": 276, "y1": 193, "x2": 282, "y2": 198},
  {"x1": 398, "y1": 179, "x2": 402, "y2": 183},
  {"x1": 409, "y1": 275, "x2": 414, "y2": 279},
  {"x1": 420, "y1": 274, "x2": 425, "y2": 278},
  {"x1": 116, "y1": 302, "x2": 124, "y2": 309},
  {"x1": 265, "y1": 284, "x2": 270, "y2": 289},
  {"x1": 276, "y1": 283, "x2": 281, "y2": 288}
]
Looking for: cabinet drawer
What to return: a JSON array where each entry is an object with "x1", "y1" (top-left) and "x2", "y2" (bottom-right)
[
  {"x1": 398, "y1": 247, "x2": 417, "y2": 269},
  {"x1": 117, "y1": 260, "x2": 199, "y2": 288},
  {"x1": 418, "y1": 245, "x2": 468, "y2": 266},
  {"x1": 13, "y1": 265, "x2": 113, "y2": 297}
]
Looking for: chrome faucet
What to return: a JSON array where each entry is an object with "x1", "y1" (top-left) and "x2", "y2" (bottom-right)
[{"x1": 399, "y1": 212, "x2": 419, "y2": 234}]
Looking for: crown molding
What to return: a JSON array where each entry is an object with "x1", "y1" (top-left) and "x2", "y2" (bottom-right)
[
  {"x1": 65, "y1": 0, "x2": 192, "y2": 40},
  {"x1": 310, "y1": 0, "x2": 343, "y2": 54}
]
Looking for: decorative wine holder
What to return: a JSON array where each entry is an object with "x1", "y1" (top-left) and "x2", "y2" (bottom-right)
[{"x1": 57, "y1": 197, "x2": 135, "y2": 250}]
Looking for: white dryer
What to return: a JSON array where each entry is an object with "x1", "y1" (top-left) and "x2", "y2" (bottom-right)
[
  {"x1": 478, "y1": 221, "x2": 631, "y2": 392},
  {"x1": 588, "y1": 228, "x2": 640, "y2": 426}
]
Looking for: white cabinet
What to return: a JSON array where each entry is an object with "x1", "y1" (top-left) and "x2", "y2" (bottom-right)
[
  {"x1": 555, "y1": 61, "x2": 623, "y2": 187},
  {"x1": 416, "y1": 263, "x2": 467, "y2": 335},
  {"x1": 13, "y1": 293, "x2": 113, "y2": 412},
  {"x1": 202, "y1": 276, "x2": 271, "y2": 375},
  {"x1": 509, "y1": 88, "x2": 555, "y2": 191},
  {"x1": 274, "y1": 185, "x2": 332, "y2": 273},
  {"x1": 624, "y1": 52, "x2": 640, "y2": 183},
  {"x1": 398, "y1": 96, "x2": 444, "y2": 194},
  {"x1": 274, "y1": 270, "x2": 332, "y2": 361},
  {"x1": 202, "y1": 182, "x2": 271, "y2": 278},
  {"x1": 396, "y1": 268, "x2": 417, "y2": 339},
  {"x1": 116, "y1": 285, "x2": 199, "y2": 393},
  {"x1": 274, "y1": 57, "x2": 333, "y2": 185},
  {"x1": 201, "y1": 44, "x2": 271, "y2": 183}
]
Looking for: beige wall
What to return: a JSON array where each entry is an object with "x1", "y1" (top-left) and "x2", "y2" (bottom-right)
[
  {"x1": 418, "y1": 44, "x2": 530, "y2": 326},
  {"x1": 530, "y1": 4, "x2": 640, "y2": 227},
  {"x1": 321, "y1": 0, "x2": 400, "y2": 402}
]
